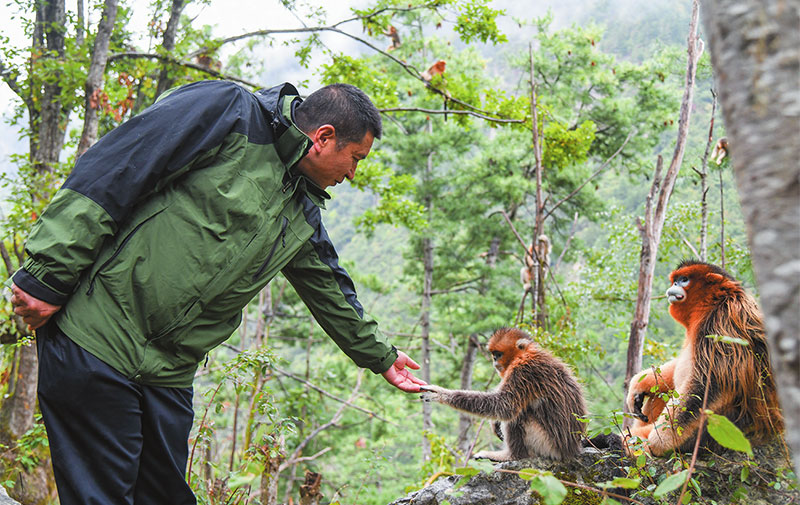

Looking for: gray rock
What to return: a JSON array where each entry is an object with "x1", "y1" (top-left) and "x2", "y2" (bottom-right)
[
  {"x1": 0, "y1": 486, "x2": 21, "y2": 505},
  {"x1": 390, "y1": 443, "x2": 798, "y2": 505}
]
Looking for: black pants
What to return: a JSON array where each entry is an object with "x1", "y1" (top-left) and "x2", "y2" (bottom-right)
[{"x1": 37, "y1": 323, "x2": 196, "y2": 505}]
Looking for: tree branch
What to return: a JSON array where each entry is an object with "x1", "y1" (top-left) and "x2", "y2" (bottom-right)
[
  {"x1": 273, "y1": 366, "x2": 399, "y2": 426},
  {"x1": 380, "y1": 107, "x2": 524, "y2": 124},
  {"x1": 279, "y1": 371, "x2": 363, "y2": 472},
  {"x1": 0, "y1": 57, "x2": 33, "y2": 111},
  {"x1": 492, "y1": 210, "x2": 568, "y2": 308},
  {"x1": 183, "y1": 20, "x2": 517, "y2": 122},
  {"x1": 544, "y1": 130, "x2": 634, "y2": 220},
  {"x1": 107, "y1": 51, "x2": 261, "y2": 88}
]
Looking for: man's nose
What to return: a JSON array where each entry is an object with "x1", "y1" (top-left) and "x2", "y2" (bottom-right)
[{"x1": 346, "y1": 167, "x2": 356, "y2": 180}]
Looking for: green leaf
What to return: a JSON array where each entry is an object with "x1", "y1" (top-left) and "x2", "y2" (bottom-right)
[
  {"x1": 610, "y1": 477, "x2": 641, "y2": 489},
  {"x1": 653, "y1": 469, "x2": 688, "y2": 498},
  {"x1": 707, "y1": 413, "x2": 753, "y2": 456},
  {"x1": 705, "y1": 334, "x2": 749, "y2": 346},
  {"x1": 518, "y1": 468, "x2": 541, "y2": 480},
  {"x1": 740, "y1": 465, "x2": 750, "y2": 482},
  {"x1": 529, "y1": 475, "x2": 568, "y2": 505}
]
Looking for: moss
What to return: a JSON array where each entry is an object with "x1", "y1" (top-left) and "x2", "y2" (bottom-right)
[{"x1": 560, "y1": 486, "x2": 604, "y2": 505}]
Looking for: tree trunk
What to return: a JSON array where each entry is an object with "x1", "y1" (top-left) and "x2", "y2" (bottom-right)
[
  {"x1": 528, "y1": 43, "x2": 546, "y2": 328},
  {"x1": 698, "y1": 90, "x2": 718, "y2": 262},
  {"x1": 154, "y1": 0, "x2": 186, "y2": 98},
  {"x1": 420, "y1": 121, "x2": 435, "y2": 461},
  {"x1": 0, "y1": 344, "x2": 37, "y2": 445},
  {"x1": 32, "y1": 0, "x2": 69, "y2": 178},
  {"x1": 622, "y1": 1, "x2": 702, "y2": 427},
  {"x1": 455, "y1": 334, "x2": 479, "y2": 453},
  {"x1": 701, "y1": 0, "x2": 800, "y2": 473},
  {"x1": 77, "y1": 0, "x2": 120, "y2": 156}
]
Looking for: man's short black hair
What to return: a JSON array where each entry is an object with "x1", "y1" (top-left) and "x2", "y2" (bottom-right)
[{"x1": 294, "y1": 83, "x2": 382, "y2": 147}]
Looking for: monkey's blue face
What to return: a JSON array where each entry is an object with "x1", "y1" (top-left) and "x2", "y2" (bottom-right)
[{"x1": 667, "y1": 275, "x2": 690, "y2": 303}]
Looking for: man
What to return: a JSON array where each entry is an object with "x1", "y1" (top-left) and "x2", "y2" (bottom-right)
[{"x1": 9, "y1": 80, "x2": 425, "y2": 504}]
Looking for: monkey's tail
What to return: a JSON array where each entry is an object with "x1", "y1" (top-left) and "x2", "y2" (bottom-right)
[{"x1": 582, "y1": 433, "x2": 624, "y2": 455}]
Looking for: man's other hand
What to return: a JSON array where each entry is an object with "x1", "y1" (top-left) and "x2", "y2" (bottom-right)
[
  {"x1": 381, "y1": 351, "x2": 427, "y2": 392},
  {"x1": 10, "y1": 283, "x2": 61, "y2": 330}
]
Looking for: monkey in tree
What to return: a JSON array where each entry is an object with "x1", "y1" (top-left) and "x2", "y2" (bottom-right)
[
  {"x1": 383, "y1": 25, "x2": 401, "y2": 51},
  {"x1": 422, "y1": 327, "x2": 587, "y2": 461},
  {"x1": 626, "y1": 260, "x2": 783, "y2": 456},
  {"x1": 520, "y1": 235, "x2": 551, "y2": 293},
  {"x1": 710, "y1": 136, "x2": 728, "y2": 164},
  {"x1": 420, "y1": 60, "x2": 446, "y2": 82}
]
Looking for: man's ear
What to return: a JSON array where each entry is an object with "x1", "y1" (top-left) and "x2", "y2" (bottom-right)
[{"x1": 310, "y1": 124, "x2": 336, "y2": 152}]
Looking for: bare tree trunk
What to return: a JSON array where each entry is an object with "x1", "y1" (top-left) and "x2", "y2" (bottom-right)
[
  {"x1": 718, "y1": 166, "x2": 726, "y2": 269},
  {"x1": 622, "y1": 1, "x2": 703, "y2": 427},
  {"x1": 77, "y1": 0, "x2": 120, "y2": 156},
  {"x1": 154, "y1": 0, "x2": 186, "y2": 98},
  {"x1": 528, "y1": 43, "x2": 546, "y2": 328},
  {"x1": 32, "y1": 0, "x2": 69, "y2": 177},
  {"x1": 420, "y1": 138, "x2": 435, "y2": 461},
  {"x1": 76, "y1": 0, "x2": 85, "y2": 46},
  {"x1": 698, "y1": 90, "x2": 718, "y2": 261},
  {"x1": 455, "y1": 334, "x2": 479, "y2": 452},
  {"x1": 701, "y1": 0, "x2": 800, "y2": 473},
  {"x1": 260, "y1": 434, "x2": 285, "y2": 505},
  {"x1": 0, "y1": 344, "x2": 37, "y2": 444}
]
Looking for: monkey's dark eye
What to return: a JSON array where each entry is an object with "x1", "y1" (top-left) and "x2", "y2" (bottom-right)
[
  {"x1": 491, "y1": 351, "x2": 503, "y2": 361},
  {"x1": 675, "y1": 276, "x2": 690, "y2": 287}
]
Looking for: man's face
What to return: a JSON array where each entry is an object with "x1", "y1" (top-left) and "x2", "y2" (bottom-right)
[{"x1": 297, "y1": 126, "x2": 374, "y2": 189}]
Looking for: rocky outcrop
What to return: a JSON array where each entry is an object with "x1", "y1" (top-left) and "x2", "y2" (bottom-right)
[
  {"x1": 390, "y1": 442, "x2": 797, "y2": 505},
  {"x1": 0, "y1": 486, "x2": 21, "y2": 505}
]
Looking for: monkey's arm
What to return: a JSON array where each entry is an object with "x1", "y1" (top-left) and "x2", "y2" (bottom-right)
[
  {"x1": 421, "y1": 384, "x2": 524, "y2": 421},
  {"x1": 626, "y1": 359, "x2": 677, "y2": 414}
]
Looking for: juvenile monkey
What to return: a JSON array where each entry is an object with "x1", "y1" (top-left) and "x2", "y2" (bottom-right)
[{"x1": 422, "y1": 328, "x2": 587, "y2": 461}]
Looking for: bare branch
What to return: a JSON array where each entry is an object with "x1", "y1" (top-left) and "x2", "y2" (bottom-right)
[
  {"x1": 0, "y1": 242, "x2": 15, "y2": 278},
  {"x1": 280, "y1": 447, "x2": 332, "y2": 469},
  {"x1": 544, "y1": 130, "x2": 634, "y2": 220},
  {"x1": 380, "y1": 107, "x2": 524, "y2": 124},
  {"x1": 183, "y1": 21, "x2": 516, "y2": 122},
  {"x1": 678, "y1": 229, "x2": 700, "y2": 257},
  {"x1": 279, "y1": 371, "x2": 363, "y2": 472},
  {"x1": 273, "y1": 366, "x2": 399, "y2": 426},
  {"x1": 0, "y1": 57, "x2": 33, "y2": 111},
  {"x1": 107, "y1": 52, "x2": 261, "y2": 88},
  {"x1": 552, "y1": 212, "x2": 579, "y2": 271}
]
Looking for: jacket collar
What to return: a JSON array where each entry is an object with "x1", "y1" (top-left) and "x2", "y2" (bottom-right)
[{"x1": 256, "y1": 84, "x2": 330, "y2": 206}]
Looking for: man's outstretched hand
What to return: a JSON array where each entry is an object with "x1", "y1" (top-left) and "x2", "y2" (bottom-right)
[
  {"x1": 381, "y1": 351, "x2": 427, "y2": 392},
  {"x1": 10, "y1": 283, "x2": 61, "y2": 330}
]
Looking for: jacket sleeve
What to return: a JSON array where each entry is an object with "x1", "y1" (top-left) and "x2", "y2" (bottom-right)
[
  {"x1": 13, "y1": 81, "x2": 252, "y2": 305},
  {"x1": 281, "y1": 213, "x2": 397, "y2": 374}
]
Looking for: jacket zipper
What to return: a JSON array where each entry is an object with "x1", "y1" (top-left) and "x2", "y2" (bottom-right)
[
  {"x1": 87, "y1": 210, "x2": 165, "y2": 295},
  {"x1": 252, "y1": 216, "x2": 289, "y2": 281}
]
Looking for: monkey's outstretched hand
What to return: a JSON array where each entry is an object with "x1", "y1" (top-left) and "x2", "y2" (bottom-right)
[
  {"x1": 419, "y1": 384, "x2": 446, "y2": 402},
  {"x1": 381, "y1": 351, "x2": 427, "y2": 393}
]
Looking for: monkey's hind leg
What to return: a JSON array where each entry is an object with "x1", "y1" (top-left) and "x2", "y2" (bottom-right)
[{"x1": 472, "y1": 448, "x2": 513, "y2": 462}]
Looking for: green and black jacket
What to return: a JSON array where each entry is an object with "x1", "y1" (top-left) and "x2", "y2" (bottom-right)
[{"x1": 13, "y1": 80, "x2": 397, "y2": 387}]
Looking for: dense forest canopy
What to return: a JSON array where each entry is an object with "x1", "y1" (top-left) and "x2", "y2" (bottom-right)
[{"x1": 0, "y1": 1, "x2": 796, "y2": 504}]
